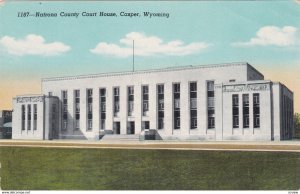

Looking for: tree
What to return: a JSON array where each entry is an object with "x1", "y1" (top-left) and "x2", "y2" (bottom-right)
[{"x1": 294, "y1": 113, "x2": 300, "y2": 139}]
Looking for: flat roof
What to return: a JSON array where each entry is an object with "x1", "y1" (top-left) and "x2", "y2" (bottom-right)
[{"x1": 42, "y1": 62, "x2": 256, "y2": 82}]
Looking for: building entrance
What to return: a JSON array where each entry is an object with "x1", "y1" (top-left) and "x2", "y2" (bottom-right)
[
  {"x1": 113, "y1": 122, "x2": 120, "y2": 134},
  {"x1": 127, "y1": 121, "x2": 135, "y2": 134}
]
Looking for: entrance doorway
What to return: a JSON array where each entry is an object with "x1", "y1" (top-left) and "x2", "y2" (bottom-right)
[
  {"x1": 142, "y1": 121, "x2": 150, "y2": 131},
  {"x1": 127, "y1": 121, "x2": 135, "y2": 134},
  {"x1": 113, "y1": 122, "x2": 120, "y2": 134}
]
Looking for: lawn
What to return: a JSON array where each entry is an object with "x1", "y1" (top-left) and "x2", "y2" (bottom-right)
[{"x1": 0, "y1": 147, "x2": 299, "y2": 190}]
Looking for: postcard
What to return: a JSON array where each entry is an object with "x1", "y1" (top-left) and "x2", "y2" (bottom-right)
[{"x1": 0, "y1": 0, "x2": 299, "y2": 192}]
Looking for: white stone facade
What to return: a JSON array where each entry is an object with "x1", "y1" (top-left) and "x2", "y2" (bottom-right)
[
  {"x1": 12, "y1": 62, "x2": 294, "y2": 141},
  {"x1": 12, "y1": 95, "x2": 59, "y2": 140}
]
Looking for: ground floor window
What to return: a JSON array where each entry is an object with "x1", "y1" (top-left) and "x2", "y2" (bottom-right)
[
  {"x1": 191, "y1": 117, "x2": 197, "y2": 129},
  {"x1": 75, "y1": 120, "x2": 80, "y2": 129},
  {"x1": 208, "y1": 117, "x2": 215, "y2": 129},
  {"x1": 158, "y1": 117, "x2": 164, "y2": 129},
  {"x1": 233, "y1": 116, "x2": 239, "y2": 128},
  {"x1": 87, "y1": 119, "x2": 92, "y2": 130}
]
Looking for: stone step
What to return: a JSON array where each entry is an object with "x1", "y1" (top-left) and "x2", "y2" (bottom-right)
[{"x1": 101, "y1": 134, "x2": 140, "y2": 141}]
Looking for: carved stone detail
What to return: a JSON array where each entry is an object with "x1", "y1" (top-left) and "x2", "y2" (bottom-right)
[
  {"x1": 223, "y1": 83, "x2": 269, "y2": 93},
  {"x1": 17, "y1": 96, "x2": 44, "y2": 103}
]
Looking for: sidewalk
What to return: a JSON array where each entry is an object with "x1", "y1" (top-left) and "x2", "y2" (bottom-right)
[{"x1": 0, "y1": 139, "x2": 300, "y2": 152}]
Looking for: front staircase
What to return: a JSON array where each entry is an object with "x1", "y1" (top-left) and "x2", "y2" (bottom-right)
[{"x1": 100, "y1": 134, "x2": 140, "y2": 141}]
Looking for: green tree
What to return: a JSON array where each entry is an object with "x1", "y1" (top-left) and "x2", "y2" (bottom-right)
[{"x1": 294, "y1": 113, "x2": 300, "y2": 139}]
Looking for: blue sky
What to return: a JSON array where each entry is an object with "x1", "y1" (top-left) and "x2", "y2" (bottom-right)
[{"x1": 0, "y1": 0, "x2": 300, "y2": 110}]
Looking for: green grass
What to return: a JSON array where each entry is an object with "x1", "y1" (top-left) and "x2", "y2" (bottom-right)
[{"x1": 0, "y1": 147, "x2": 299, "y2": 190}]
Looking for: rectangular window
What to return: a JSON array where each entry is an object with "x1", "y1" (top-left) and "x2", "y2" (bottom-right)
[
  {"x1": 21, "y1": 105, "x2": 25, "y2": 130},
  {"x1": 74, "y1": 90, "x2": 80, "y2": 130},
  {"x1": 207, "y1": 81, "x2": 214, "y2": 91},
  {"x1": 158, "y1": 118, "x2": 164, "y2": 129},
  {"x1": 33, "y1": 104, "x2": 37, "y2": 130},
  {"x1": 100, "y1": 88, "x2": 106, "y2": 130},
  {"x1": 157, "y1": 84, "x2": 164, "y2": 129},
  {"x1": 253, "y1": 93, "x2": 260, "y2": 128},
  {"x1": 142, "y1": 85, "x2": 149, "y2": 116},
  {"x1": 87, "y1": 89, "x2": 93, "y2": 130},
  {"x1": 207, "y1": 81, "x2": 215, "y2": 129},
  {"x1": 62, "y1": 90, "x2": 68, "y2": 130},
  {"x1": 173, "y1": 83, "x2": 180, "y2": 130},
  {"x1": 128, "y1": 101, "x2": 134, "y2": 114},
  {"x1": 75, "y1": 120, "x2": 80, "y2": 129},
  {"x1": 190, "y1": 98, "x2": 197, "y2": 109},
  {"x1": 128, "y1": 86, "x2": 134, "y2": 116},
  {"x1": 27, "y1": 104, "x2": 31, "y2": 130},
  {"x1": 174, "y1": 99, "x2": 180, "y2": 109},
  {"x1": 52, "y1": 104, "x2": 56, "y2": 133},
  {"x1": 113, "y1": 87, "x2": 120, "y2": 117},
  {"x1": 158, "y1": 99, "x2": 164, "y2": 110},
  {"x1": 191, "y1": 117, "x2": 197, "y2": 128},
  {"x1": 243, "y1": 94, "x2": 249, "y2": 128},
  {"x1": 232, "y1": 94, "x2": 239, "y2": 128},
  {"x1": 88, "y1": 120, "x2": 93, "y2": 130},
  {"x1": 190, "y1": 82, "x2": 197, "y2": 129},
  {"x1": 208, "y1": 117, "x2": 215, "y2": 129}
]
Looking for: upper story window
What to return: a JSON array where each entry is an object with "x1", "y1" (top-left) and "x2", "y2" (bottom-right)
[
  {"x1": 207, "y1": 81, "x2": 214, "y2": 91},
  {"x1": 243, "y1": 94, "x2": 249, "y2": 106}
]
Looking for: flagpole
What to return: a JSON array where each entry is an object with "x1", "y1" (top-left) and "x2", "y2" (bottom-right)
[{"x1": 133, "y1": 40, "x2": 135, "y2": 72}]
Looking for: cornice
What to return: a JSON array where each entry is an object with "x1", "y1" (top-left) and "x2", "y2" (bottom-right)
[{"x1": 42, "y1": 62, "x2": 251, "y2": 82}]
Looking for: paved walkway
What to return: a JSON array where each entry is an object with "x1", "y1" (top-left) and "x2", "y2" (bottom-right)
[{"x1": 0, "y1": 139, "x2": 300, "y2": 152}]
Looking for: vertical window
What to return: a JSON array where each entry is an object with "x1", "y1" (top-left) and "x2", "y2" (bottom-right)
[
  {"x1": 113, "y1": 87, "x2": 120, "y2": 117},
  {"x1": 232, "y1": 94, "x2": 239, "y2": 128},
  {"x1": 74, "y1": 90, "x2": 80, "y2": 130},
  {"x1": 21, "y1": 105, "x2": 25, "y2": 130},
  {"x1": 173, "y1": 83, "x2": 180, "y2": 130},
  {"x1": 253, "y1": 93, "x2": 260, "y2": 128},
  {"x1": 207, "y1": 81, "x2": 215, "y2": 129},
  {"x1": 142, "y1": 85, "x2": 149, "y2": 116},
  {"x1": 157, "y1": 84, "x2": 164, "y2": 129},
  {"x1": 190, "y1": 82, "x2": 197, "y2": 129},
  {"x1": 100, "y1": 88, "x2": 106, "y2": 130},
  {"x1": 27, "y1": 104, "x2": 31, "y2": 130},
  {"x1": 87, "y1": 89, "x2": 93, "y2": 130},
  {"x1": 33, "y1": 104, "x2": 37, "y2": 130},
  {"x1": 62, "y1": 90, "x2": 68, "y2": 130},
  {"x1": 243, "y1": 94, "x2": 249, "y2": 128},
  {"x1": 128, "y1": 86, "x2": 134, "y2": 116},
  {"x1": 52, "y1": 104, "x2": 57, "y2": 131}
]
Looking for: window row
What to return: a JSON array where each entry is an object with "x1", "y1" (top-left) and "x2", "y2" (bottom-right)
[
  {"x1": 21, "y1": 104, "x2": 37, "y2": 131},
  {"x1": 60, "y1": 81, "x2": 213, "y2": 131},
  {"x1": 232, "y1": 93, "x2": 260, "y2": 129}
]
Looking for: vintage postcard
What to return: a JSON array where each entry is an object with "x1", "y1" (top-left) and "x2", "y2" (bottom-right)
[{"x1": 0, "y1": 0, "x2": 299, "y2": 192}]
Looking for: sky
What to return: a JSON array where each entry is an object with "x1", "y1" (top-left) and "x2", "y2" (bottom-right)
[{"x1": 0, "y1": 0, "x2": 300, "y2": 112}]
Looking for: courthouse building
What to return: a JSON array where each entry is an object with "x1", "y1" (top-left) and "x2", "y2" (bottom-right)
[{"x1": 12, "y1": 62, "x2": 294, "y2": 141}]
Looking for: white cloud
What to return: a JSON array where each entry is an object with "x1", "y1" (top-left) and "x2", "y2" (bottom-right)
[
  {"x1": 90, "y1": 32, "x2": 210, "y2": 57},
  {"x1": 232, "y1": 26, "x2": 299, "y2": 47},
  {"x1": 0, "y1": 34, "x2": 70, "y2": 56}
]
